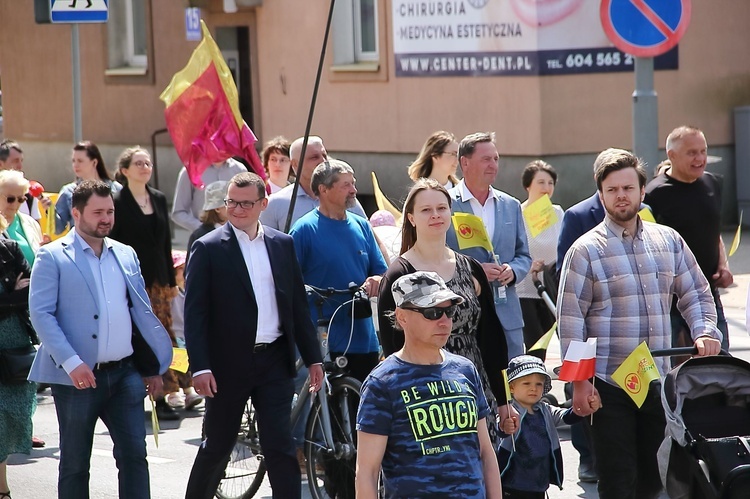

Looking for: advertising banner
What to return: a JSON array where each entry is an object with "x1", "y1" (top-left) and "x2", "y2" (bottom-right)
[{"x1": 392, "y1": 0, "x2": 678, "y2": 76}]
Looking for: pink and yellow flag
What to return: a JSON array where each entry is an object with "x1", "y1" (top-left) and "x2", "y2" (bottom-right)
[{"x1": 160, "y1": 20, "x2": 263, "y2": 187}]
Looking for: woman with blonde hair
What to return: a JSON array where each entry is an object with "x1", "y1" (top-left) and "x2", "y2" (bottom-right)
[
  {"x1": 407, "y1": 131, "x2": 460, "y2": 189},
  {"x1": 377, "y1": 178, "x2": 509, "y2": 445},
  {"x1": 0, "y1": 212, "x2": 37, "y2": 499},
  {"x1": 0, "y1": 171, "x2": 43, "y2": 267}
]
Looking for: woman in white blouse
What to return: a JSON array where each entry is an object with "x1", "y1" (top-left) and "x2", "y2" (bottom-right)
[{"x1": 518, "y1": 160, "x2": 565, "y2": 360}]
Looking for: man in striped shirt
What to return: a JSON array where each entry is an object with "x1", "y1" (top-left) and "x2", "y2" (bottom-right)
[{"x1": 557, "y1": 148, "x2": 721, "y2": 499}]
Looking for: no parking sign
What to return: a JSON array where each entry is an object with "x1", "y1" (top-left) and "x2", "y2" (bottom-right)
[{"x1": 600, "y1": 0, "x2": 691, "y2": 57}]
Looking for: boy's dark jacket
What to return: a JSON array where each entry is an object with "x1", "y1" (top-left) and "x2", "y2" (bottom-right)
[{"x1": 498, "y1": 398, "x2": 583, "y2": 490}]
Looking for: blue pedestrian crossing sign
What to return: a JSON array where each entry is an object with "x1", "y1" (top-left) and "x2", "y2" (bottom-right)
[
  {"x1": 600, "y1": 0, "x2": 691, "y2": 58},
  {"x1": 50, "y1": 0, "x2": 109, "y2": 23}
]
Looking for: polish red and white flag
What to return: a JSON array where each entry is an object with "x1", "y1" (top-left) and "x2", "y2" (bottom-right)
[{"x1": 558, "y1": 338, "x2": 597, "y2": 381}]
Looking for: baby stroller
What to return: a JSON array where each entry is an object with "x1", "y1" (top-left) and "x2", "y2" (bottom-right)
[{"x1": 658, "y1": 351, "x2": 750, "y2": 498}]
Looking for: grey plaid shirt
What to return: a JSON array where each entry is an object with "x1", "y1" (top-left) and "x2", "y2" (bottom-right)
[{"x1": 557, "y1": 216, "x2": 720, "y2": 385}]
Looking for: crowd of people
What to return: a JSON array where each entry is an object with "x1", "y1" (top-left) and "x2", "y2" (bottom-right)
[{"x1": 0, "y1": 125, "x2": 732, "y2": 498}]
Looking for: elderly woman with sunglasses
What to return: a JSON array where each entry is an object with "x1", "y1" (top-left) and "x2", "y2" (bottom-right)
[
  {"x1": 377, "y1": 178, "x2": 510, "y2": 447},
  {"x1": 0, "y1": 171, "x2": 43, "y2": 267}
]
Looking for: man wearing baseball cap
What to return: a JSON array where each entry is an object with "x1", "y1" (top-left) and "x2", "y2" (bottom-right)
[{"x1": 356, "y1": 271, "x2": 502, "y2": 498}]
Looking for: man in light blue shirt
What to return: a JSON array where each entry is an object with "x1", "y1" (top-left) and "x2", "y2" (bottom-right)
[{"x1": 261, "y1": 136, "x2": 366, "y2": 232}]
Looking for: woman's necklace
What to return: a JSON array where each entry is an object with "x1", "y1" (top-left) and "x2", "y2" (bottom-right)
[{"x1": 136, "y1": 195, "x2": 150, "y2": 209}]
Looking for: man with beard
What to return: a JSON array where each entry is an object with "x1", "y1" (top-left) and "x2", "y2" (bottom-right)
[
  {"x1": 28, "y1": 180, "x2": 173, "y2": 498},
  {"x1": 557, "y1": 148, "x2": 722, "y2": 499},
  {"x1": 290, "y1": 159, "x2": 387, "y2": 382}
]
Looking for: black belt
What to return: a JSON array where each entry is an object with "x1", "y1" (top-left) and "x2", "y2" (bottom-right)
[
  {"x1": 94, "y1": 356, "x2": 132, "y2": 371},
  {"x1": 253, "y1": 338, "x2": 283, "y2": 353}
]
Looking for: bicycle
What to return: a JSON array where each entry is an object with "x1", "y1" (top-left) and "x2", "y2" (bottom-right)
[{"x1": 214, "y1": 283, "x2": 367, "y2": 499}]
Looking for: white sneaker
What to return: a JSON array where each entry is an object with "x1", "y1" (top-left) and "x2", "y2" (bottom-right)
[
  {"x1": 185, "y1": 392, "x2": 204, "y2": 410},
  {"x1": 166, "y1": 393, "x2": 185, "y2": 408}
]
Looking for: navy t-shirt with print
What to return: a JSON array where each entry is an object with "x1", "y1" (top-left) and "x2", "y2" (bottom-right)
[{"x1": 356, "y1": 351, "x2": 491, "y2": 498}]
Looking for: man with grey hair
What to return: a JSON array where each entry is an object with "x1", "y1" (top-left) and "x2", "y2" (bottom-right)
[
  {"x1": 445, "y1": 132, "x2": 531, "y2": 360},
  {"x1": 171, "y1": 158, "x2": 247, "y2": 232},
  {"x1": 260, "y1": 136, "x2": 366, "y2": 231},
  {"x1": 289, "y1": 159, "x2": 386, "y2": 495},
  {"x1": 644, "y1": 125, "x2": 731, "y2": 353}
]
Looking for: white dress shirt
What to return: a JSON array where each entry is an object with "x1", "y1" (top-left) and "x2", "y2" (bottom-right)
[
  {"x1": 230, "y1": 223, "x2": 282, "y2": 344},
  {"x1": 457, "y1": 179, "x2": 500, "y2": 242},
  {"x1": 62, "y1": 233, "x2": 134, "y2": 373}
]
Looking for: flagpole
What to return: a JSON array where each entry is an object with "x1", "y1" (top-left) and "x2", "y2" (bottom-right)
[{"x1": 283, "y1": 0, "x2": 337, "y2": 233}]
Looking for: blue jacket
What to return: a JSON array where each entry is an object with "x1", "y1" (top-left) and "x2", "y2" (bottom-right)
[
  {"x1": 28, "y1": 231, "x2": 173, "y2": 384},
  {"x1": 446, "y1": 184, "x2": 531, "y2": 332},
  {"x1": 498, "y1": 399, "x2": 582, "y2": 490},
  {"x1": 556, "y1": 192, "x2": 604, "y2": 274}
]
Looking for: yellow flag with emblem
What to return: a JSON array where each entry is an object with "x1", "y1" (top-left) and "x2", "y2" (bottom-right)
[
  {"x1": 170, "y1": 348, "x2": 190, "y2": 374},
  {"x1": 611, "y1": 341, "x2": 661, "y2": 408},
  {"x1": 451, "y1": 212, "x2": 493, "y2": 252}
]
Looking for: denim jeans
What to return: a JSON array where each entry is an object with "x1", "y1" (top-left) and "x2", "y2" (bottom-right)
[{"x1": 51, "y1": 364, "x2": 150, "y2": 499}]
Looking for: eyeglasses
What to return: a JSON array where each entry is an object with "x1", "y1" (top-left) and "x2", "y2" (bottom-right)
[
  {"x1": 132, "y1": 160, "x2": 153, "y2": 169},
  {"x1": 224, "y1": 198, "x2": 263, "y2": 210},
  {"x1": 401, "y1": 305, "x2": 458, "y2": 320},
  {"x1": 4, "y1": 195, "x2": 27, "y2": 204},
  {"x1": 442, "y1": 151, "x2": 458, "y2": 158}
]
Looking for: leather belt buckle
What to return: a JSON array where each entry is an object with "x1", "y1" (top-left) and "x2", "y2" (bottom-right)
[{"x1": 253, "y1": 343, "x2": 270, "y2": 353}]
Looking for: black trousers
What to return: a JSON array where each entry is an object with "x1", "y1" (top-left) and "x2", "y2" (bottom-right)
[
  {"x1": 592, "y1": 380, "x2": 665, "y2": 499},
  {"x1": 185, "y1": 340, "x2": 298, "y2": 499}
]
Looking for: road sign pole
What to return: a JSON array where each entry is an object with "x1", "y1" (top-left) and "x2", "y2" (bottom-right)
[
  {"x1": 72, "y1": 23, "x2": 82, "y2": 143},
  {"x1": 632, "y1": 57, "x2": 659, "y2": 173}
]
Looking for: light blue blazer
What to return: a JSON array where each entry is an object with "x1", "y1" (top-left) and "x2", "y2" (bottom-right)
[
  {"x1": 28, "y1": 231, "x2": 172, "y2": 386},
  {"x1": 446, "y1": 185, "x2": 532, "y2": 331}
]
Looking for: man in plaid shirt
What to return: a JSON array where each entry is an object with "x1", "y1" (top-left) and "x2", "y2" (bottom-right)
[{"x1": 557, "y1": 148, "x2": 722, "y2": 499}]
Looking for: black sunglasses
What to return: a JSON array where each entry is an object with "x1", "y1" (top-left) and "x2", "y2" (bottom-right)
[
  {"x1": 5, "y1": 195, "x2": 27, "y2": 204},
  {"x1": 401, "y1": 305, "x2": 458, "y2": 320}
]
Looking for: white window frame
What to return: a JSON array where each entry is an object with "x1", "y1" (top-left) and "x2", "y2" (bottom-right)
[
  {"x1": 124, "y1": 0, "x2": 147, "y2": 68},
  {"x1": 332, "y1": 0, "x2": 379, "y2": 66},
  {"x1": 107, "y1": 0, "x2": 148, "y2": 71},
  {"x1": 353, "y1": 0, "x2": 378, "y2": 62}
]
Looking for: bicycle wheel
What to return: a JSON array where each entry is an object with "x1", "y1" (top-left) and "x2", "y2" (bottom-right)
[
  {"x1": 304, "y1": 376, "x2": 362, "y2": 499},
  {"x1": 215, "y1": 402, "x2": 267, "y2": 499}
]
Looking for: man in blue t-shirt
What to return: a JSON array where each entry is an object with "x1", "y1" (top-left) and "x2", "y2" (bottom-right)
[
  {"x1": 356, "y1": 271, "x2": 502, "y2": 498},
  {"x1": 290, "y1": 159, "x2": 387, "y2": 382}
]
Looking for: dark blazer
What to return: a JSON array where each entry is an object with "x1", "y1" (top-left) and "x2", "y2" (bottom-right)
[
  {"x1": 111, "y1": 185, "x2": 176, "y2": 288},
  {"x1": 0, "y1": 239, "x2": 35, "y2": 343},
  {"x1": 556, "y1": 192, "x2": 604, "y2": 274},
  {"x1": 184, "y1": 223, "x2": 322, "y2": 382}
]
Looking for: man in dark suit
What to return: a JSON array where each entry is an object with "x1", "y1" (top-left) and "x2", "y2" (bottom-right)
[
  {"x1": 184, "y1": 172, "x2": 324, "y2": 499},
  {"x1": 556, "y1": 192, "x2": 604, "y2": 275}
]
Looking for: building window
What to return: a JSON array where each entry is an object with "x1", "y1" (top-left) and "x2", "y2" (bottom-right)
[
  {"x1": 332, "y1": 0, "x2": 379, "y2": 65},
  {"x1": 108, "y1": 0, "x2": 148, "y2": 70}
]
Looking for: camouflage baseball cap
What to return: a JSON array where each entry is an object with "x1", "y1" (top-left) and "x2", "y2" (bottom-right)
[{"x1": 391, "y1": 271, "x2": 464, "y2": 308}]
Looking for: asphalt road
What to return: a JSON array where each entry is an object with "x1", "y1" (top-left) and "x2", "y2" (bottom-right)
[{"x1": 6, "y1": 229, "x2": 750, "y2": 498}]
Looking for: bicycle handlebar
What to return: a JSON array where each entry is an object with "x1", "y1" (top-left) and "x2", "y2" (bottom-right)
[{"x1": 304, "y1": 283, "x2": 361, "y2": 298}]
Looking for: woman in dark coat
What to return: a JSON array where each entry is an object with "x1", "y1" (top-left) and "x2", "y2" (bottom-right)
[
  {"x1": 110, "y1": 146, "x2": 200, "y2": 420},
  {"x1": 0, "y1": 227, "x2": 36, "y2": 498}
]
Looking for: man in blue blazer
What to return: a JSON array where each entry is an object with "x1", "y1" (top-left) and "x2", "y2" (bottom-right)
[
  {"x1": 29, "y1": 180, "x2": 173, "y2": 499},
  {"x1": 184, "y1": 172, "x2": 324, "y2": 499},
  {"x1": 446, "y1": 132, "x2": 531, "y2": 359},
  {"x1": 556, "y1": 192, "x2": 605, "y2": 274}
]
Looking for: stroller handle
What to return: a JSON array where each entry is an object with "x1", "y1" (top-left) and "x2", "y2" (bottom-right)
[
  {"x1": 651, "y1": 347, "x2": 698, "y2": 357},
  {"x1": 650, "y1": 347, "x2": 729, "y2": 357}
]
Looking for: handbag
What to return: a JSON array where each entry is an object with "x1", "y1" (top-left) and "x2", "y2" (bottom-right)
[{"x1": 0, "y1": 343, "x2": 36, "y2": 384}]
